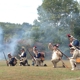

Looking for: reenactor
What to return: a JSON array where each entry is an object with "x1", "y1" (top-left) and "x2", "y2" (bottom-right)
[
  {"x1": 67, "y1": 34, "x2": 80, "y2": 49},
  {"x1": 67, "y1": 34, "x2": 80, "y2": 70},
  {"x1": 7, "y1": 53, "x2": 17, "y2": 66},
  {"x1": 19, "y1": 48, "x2": 30, "y2": 66},
  {"x1": 48, "y1": 43, "x2": 63, "y2": 68},
  {"x1": 32, "y1": 46, "x2": 41, "y2": 66},
  {"x1": 69, "y1": 46, "x2": 80, "y2": 70}
]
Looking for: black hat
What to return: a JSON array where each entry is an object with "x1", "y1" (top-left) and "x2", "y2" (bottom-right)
[
  {"x1": 21, "y1": 48, "x2": 25, "y2": 51},
  {"x1": 53, "y1": 44, "x2": 59, "y2": 47}
]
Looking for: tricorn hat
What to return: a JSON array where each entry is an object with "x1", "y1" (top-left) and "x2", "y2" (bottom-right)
[
  {"x1": 53, "y1": 44, "x2": 59, "y2": 47},
  {"x1": 21, "y1": 48, "x2": 25, "y2": 51},
  {"x1": 8, "y1": 53, "x2": 11, "y2": 56}
]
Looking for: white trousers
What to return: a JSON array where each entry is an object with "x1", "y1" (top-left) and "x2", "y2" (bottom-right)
[
  {"x1": 35, "y1": 58, "x2": 41, "y2": 66},
  {"x1": 51, "y1": 59, "x2": 60, "y2": 68},
  {"x1": 69, "y1": 58, "x2": 76, "y2": 69}
]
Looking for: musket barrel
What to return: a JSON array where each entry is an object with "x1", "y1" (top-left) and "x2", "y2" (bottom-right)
[
  {"x1": 3, "y1": 52, "x2": 9, "y2": 66},
  {"x1": 58, "y1": 49, "x2": 69, "y2": 59}
]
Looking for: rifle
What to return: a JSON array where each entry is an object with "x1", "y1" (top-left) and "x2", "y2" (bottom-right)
[
  {"x1": 58, "y1": 49, "x2": 69, "y2": 60},
  {"x1": 60, "y1": 59, "x2": 69, "y2": 68},
  {"x1": 3, "y1": 52, "x2": 9, "y2": 66},
  {"x1": 26, "y1": 49, "x2": 35, "y2": 62},
  {"x1": 48, "y1": 43, "x2": 69, "y2": 59}
]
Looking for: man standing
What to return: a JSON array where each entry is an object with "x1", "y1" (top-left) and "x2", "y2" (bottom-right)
[
  {"x1": 7, "y1": 53, "x2": 17, "y2": 66},
  {"x1": 19, "y1": 48, "x2": 29, "y2": 66},
  {"x1": 48, "y1": 43, "x2": 63, "y2": 68}
]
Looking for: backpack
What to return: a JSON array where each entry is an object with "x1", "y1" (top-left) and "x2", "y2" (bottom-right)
[
  {"x1": 73, "y1": 39, "x2": 79, "y2": 47},
  {"x1": 40, "y1": 52, "x2": 45, "y2": 61}
]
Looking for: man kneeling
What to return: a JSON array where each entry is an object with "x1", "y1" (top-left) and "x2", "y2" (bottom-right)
[
  {"x1": 48, "y1": 43, "x2": 63, "y2": 68},
  {"x1": 33, "y1": 47, "x2": 41, "y2": 66},
  {"x1": 19, "y1": 48, "x2": 30, "y2": 66},
  {"x1": 7, "y1": 53, "x2": 17, "y2": 66}
]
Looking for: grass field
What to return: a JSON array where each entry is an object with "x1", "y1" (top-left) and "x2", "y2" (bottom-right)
[{"x1": 0, "y1": 60, "x2": 80, "y2": 80}]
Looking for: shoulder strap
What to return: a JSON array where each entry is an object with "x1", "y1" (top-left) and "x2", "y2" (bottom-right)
[{"x1": 56, "y1": 50, "x2": 63, "y2": 57}]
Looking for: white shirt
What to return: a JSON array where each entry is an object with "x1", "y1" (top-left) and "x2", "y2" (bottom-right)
[
  {"x1": 52, "y1": 50, "x2": 59, "y2": 60},
  {"x1": 20, "y1": 52, "x2": 24, "y2": 57}
]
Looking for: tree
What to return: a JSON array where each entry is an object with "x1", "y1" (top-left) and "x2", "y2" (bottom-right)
[
  {"x1": 31, "y1": 26, "x2": 44, "y2": 42},
  {"x1": 42, "y1": 0, "x2": 79, "y2": 35}
]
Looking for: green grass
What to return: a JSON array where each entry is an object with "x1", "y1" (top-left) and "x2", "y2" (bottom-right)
[{"x1": 0, "y1": 60, "x2": 80, "y2": 80}]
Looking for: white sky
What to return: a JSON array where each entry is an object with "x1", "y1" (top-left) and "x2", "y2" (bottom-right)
[
  {"x1": 0, "y1": 0, "x2": 42, "y2": 24},
  {"x1": 77, "y1": 0, "x2": 80, "y2": 3},
  {"x1": 0, "y1": 0, "x2": 80, "y2": 24}
]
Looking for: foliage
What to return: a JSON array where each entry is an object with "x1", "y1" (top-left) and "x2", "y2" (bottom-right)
[
  {"x1": 74, "y1": 27, "x2": 80, "y2": 40},
  {"x1": 42, "y1": 0, "x2": 79, "y2": 31},
  {"x1": 31, "y1": 26, "x2": 44, "y2": 42},
  {"x1": 0, "y1": 22, "x2": 32, "y2": 42},
  {"x1": 35, "y1": 0, "x2": 80, "y2": 44}
]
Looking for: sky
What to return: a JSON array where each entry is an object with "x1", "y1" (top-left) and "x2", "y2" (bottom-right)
[
  {"x1": 0, "y1": 0, "x2": 42, "y2": 24},
  {"x1": 0, "y1": 0, "x2": 80, "y2": 25},
  {"x1": 77, "y1": 0, "x2": 80, "y2": 3}
]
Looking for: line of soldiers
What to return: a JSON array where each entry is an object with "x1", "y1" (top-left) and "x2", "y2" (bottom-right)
[
  {"x1": 6, "y1": 34, "x2": 80, "y2": 71},
  {"x1": 7, "y1": 47, "x2": 46, "y2": 67}
]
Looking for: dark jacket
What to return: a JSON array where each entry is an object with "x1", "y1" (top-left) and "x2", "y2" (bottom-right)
[
  {"x1": 9, "y1": 57, "x2": 17, "y2": 66},
  {"x1": 21, "y1": 52, "x2": 27, "y2": 57},
  {"x1": 34, "y1": 53, "x2": 41, "y2": 58},
  {"x1": 73, "y1": 39, "x2": 79, "y2": 47}
]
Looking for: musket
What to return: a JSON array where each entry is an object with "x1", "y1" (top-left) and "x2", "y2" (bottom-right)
[
  {"x1": 57, "y1": 49, "x2": 69, "y2": 68},
  {"x1": 26, "y1": 49, "x2": 35, "y2": 62},
  {"x1": 58, "y1": 49, "x2": 69, "y2": 60},
  {"x1": 49, "y1": 43, "x2": 69, "y2": 59},
  {"x1": 3, "y1": 52, "x2": 9, "y2": 66},
  {"x1": 60, "y1": 59, "x2": 69, "y2": 68},
  {"x1": 48, "y1": 43, "x2": 69, "y2": 68}
]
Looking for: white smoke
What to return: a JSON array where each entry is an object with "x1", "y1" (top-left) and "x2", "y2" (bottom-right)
[
  {"x1": 0, "y1": 26, "x2": 33, "y2": 60},
  {"x1": 0, "y1": 27, "x2": 4, "y2": 59},
  {"x1": 0, "y1": 27, "x2": 18, "y2": 59}
]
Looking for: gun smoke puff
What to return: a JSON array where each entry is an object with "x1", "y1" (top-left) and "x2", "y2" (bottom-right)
[
  {"x1": 0, "y1": 26, "x2": 33, "y2": 60},
  {"x1": 0, "y1": 27, "x2": 4, "y2": 59}
]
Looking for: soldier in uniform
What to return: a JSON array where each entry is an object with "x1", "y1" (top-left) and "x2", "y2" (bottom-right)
[
  {"x1": 69, "y1": 46, "x2": 80, "y2": 70},
  {"x1": 19, "y1": 48, "x2": 30, "y2": 66},
  {"x1": 48, "y1": 43, "x2": 63, "y2": 68},
  {"x1": 33, "y1": 46, "x2": 41, "y2": 66},
  {"x1": 7, "y1": 53, "x2": 17, "y2": 66},
  {"x1": 32, "y1": 47, "x2": 47, "y2": 66},
  {"x1": 67, "y1": 34, "x2": 80, "y2": 70},
  {"x1": 67, "y1": 34, "x2": 80, "y2": 49}
]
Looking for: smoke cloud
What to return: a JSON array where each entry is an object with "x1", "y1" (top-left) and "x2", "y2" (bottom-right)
[{"x1": 0, "y1": 26, "x2": 33, "y2": 60}]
